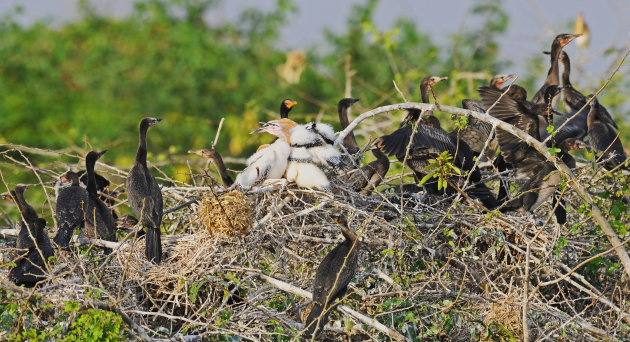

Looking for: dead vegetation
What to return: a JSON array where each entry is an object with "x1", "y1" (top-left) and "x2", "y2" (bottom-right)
[{"x1": 0, "y1": 141, "x2": 629, "y2": 341}]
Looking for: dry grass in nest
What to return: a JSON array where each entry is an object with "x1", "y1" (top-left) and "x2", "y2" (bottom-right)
[
  {"x1": 482, "y1": 296, "x2": 523, "y2": 341},
  {"x1": 117, "y1": 229, "x2": 225, "y2": 315},
  {"x1": 197, "y1": 190, "x2": 254, "y2": 237}
]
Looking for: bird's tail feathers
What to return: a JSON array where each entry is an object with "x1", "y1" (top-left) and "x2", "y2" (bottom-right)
[
  {"x1": 145, "y1": 227, "x2": 162, "y2": 263},
  {"x1": 303, "y1": 303, "x2": 328, "y2": 339}
]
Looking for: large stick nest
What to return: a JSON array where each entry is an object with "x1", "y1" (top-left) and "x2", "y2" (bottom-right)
[{"x1": 1, "y1": 145, "x2": 629, "y2": 341}]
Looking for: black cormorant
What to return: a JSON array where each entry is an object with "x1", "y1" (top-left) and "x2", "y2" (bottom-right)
[
  {"x1": 531, "y1": 33, "x2": 580, "y2": 106},
  {"x1": 126, "y1": 118, "x2": 164, "y2": 263},
  {"x1": 53, "y1": 171, "x2": 89, "y2": 248},
  {"x1": 304, "y1": 216, "x2": 360, "y2": 339},
  {"x1": 586, "y1": 96, "x2": 626, "y2": 169},
  {"x1": 8, "y1": 218, "x2": 54, "y2": 287},
  {"x1": 188, "y1": 148, "x2": 234, "y2": 187},
  {"x1": 337, "y1": 98, "x2": 361, "y2": 155},
  {"x1": 84, "y1": 151, "x2": 116, "y2": 251}
]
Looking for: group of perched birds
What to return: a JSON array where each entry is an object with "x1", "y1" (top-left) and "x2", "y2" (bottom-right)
[
  {"x1": 4, "y1": 117, "x2": 164, "y2": 288},
  {"x1": 2, "y1": 32, "x2": 628, "y2": 339}
]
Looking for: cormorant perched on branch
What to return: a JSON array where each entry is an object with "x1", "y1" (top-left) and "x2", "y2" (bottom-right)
[
  {"x1": 188, "y1": 148, "x2": 234, "y2": 187},
  {"x1": 53, "y1": 171, "x2": 88, "y2": 248},
  {"x1": 351, "y1": 145, "x2": 390, "y2": 195},
  {"x1": 3, "y1": 185, "x2": 39, "y2": 250},
  {"x1": 127, "y1": 118, "x2": 164, "y2": 263},
  {"x1": 8, "y1": 217, "x2": 54, "y2": 287},
  {"x1": 480, "y1": 85, "x2": 577, "y2": 223},
  {"x1": 557, "y1": 51, "x2": 587, "y2": 113},
  {"x1": 459, "y1": 74, "x2": 515, "y2": 155},
  {"x1": 377, "y1": 77, "x2": 498, "y2": 209},
  {"x1": 587, "y1": 96, "x2": 627, "y2": 169},
  {"x1": 337, "y1": 98, "x2": 361, "y2": 155},
  {"x1": 84, "y1": 151, "x2": 116, "y2": 252},
  {"x1": 304, "y1": 216, "x2": 360, "y2": 339},
  {"x1": 531, "y1": 33, "x2": 580, "y2": 106}
]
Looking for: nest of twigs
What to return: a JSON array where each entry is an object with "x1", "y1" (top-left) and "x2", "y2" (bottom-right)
[
  {"x1": 1, "y1": 144, "x2": 629, "y2": 341},
  {"x1": 197, "y1": 190, "x2": 254, "y2": 237}
]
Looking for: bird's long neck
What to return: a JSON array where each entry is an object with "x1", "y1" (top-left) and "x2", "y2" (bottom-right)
[
  {"x1": 372, "y1": 148, "x2": 389, "y2": 164},
  {"x1": 277, "y1": 128, "x2": 291, "y2": 145},
  {"x1": 135, "y1": 122, "x2": 149, "y2": 166},
  {"x1": 86, "y1": 158, "x2": 98, "y2": 196},
  {"x1": 211, "y1": 155, "x2": 233, "y2": 187},
  {"x1": 546, "y1": 40, "x2": 562, "y2": 85},
  {"x1": 13, "y1": 190, "x2": 27, "y2": 216},
  {"x1": 338, "y1": 104, "x2": 359, "y2": 154},
  {"x1": 420, "y1": 83, "x2": 434, "y2": 117},
  {"x1": 341, "y1": 226, "x2": 358, "y2": 246},
  {"x1": 561, "y1": 53, "x2": 571, "y2": 88},
  {"x1": 587, "y1": 103, "x2": 598, "y2": 128},
  {"x1": 280, "y1": 106, "x2": 290, "y2": 119}
]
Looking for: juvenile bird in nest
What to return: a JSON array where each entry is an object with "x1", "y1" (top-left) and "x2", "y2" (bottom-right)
[
  {"x1": 9, "y1": 217, "x2": 54, "y2": 288},
  {"x1": 53, "y1": 171, "x2": 88, "y2": 248},
  {"x1": 235, "y1": 118, "x2": 295, "y2": 188},
  {"x1": 188, "y1": 148, "x2": 234, "y2": 187},
  {"x1": 285, "y1": 122, "x2": 340, "y2": 191}
]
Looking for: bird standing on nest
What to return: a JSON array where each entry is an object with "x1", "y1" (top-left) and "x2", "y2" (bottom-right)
[
  {"x1": 188, "y1": 148, "x2": 234, "y2": 187},
  {"x1": 8, "y1": 217, "x2": 54, "y2": 287},
  {"x1": 586, "y1": 96, "x2": 627, "y2": 170},
  {"x1": 350, "y1": 141, "x2": 390, "y2": 195},
  {"x1": 53, "y1": 171, "x2": 89, "y2": 248},
  {"x1": 480, "y1": 85, "x2": 579, "y2": 223},
  {"x1": 304, "y1": 216, "x2": 360, "y2": 339},
  {"x1": 337, "y1": 97, "x2": 361, "y2": 155},
  {"x1": 85, "y1": 150, "x2": 117, "y2": 252},
  {"x1": 531, "y1": 33, "x2": 581, "y2": 106},
  {"x1": 127, "y1": 118, "x2": 164, "y2": 263},
  {"x1": 3, "y1": 185, "x2": 41, "y2": 250},
  {"x1": 235, "y1": 118, "x2": 295, "y2": 188},
  {"x1": 285, "y1": 122, "x2": 338, "y2": 190}
]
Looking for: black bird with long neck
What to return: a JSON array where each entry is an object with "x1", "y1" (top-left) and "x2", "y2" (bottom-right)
[
  {"x1": 4, "y1": 185, "x2": 42, "y2": 250},
  {"x1": 352, "y1": 143, "x2": 390, "y2": 195},
  {"x1": 558, "y1": 51, "x2": 587, "y2": 113},
  {"x1": 127, "y1": 117, "x2": 164, "y2": 264},
  {"x1": 188, "y1": 148, "x2": 234, "y2": 187},
  {"x1": 586, "y1": 96, "x2": 626, "y2": 170},
  {"x1": 84, "y1": 151, "x2": 116, "y2": 251},
  {"x1": 337, "y1": 98, "x2": 360, "y2": 155},
  {"x1": 531, "y1": 33, "x2": 580, "y2": 106},
  {"x1": 280, "y1": 98, "x2": 297, "y2": 119},
  {"x1": 378, "y1": 76, "x2": 498, "y2": 209},
  {"x1": 401, "y1": 75, "x2": 448, "y2": 127},
  {"x1": 480, "y1": 85, "x2": 578, "y2": 223},
  {"x1": 8, "y1": 217, "x2": 54, "y2": 287},
  {"x1": 304, "y1": 216, "x2": 360, "y2": 339},
  {"x1": 54, "y1": 171, "x2": 89, "y2": 248}
]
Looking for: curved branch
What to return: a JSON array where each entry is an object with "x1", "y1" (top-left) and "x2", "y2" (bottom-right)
[{"x1": 335, "y1": 101, "x2": 630, "y2": 279}]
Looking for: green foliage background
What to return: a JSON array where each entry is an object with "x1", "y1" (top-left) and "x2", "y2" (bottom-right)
[{"x1": 0, "y1": 0, "x2": 627, "y2": 208}]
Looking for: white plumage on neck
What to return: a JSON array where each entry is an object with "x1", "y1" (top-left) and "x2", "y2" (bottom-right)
[{"x1": 235, "y1": 140, "x2": 291, "y2": 188}]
